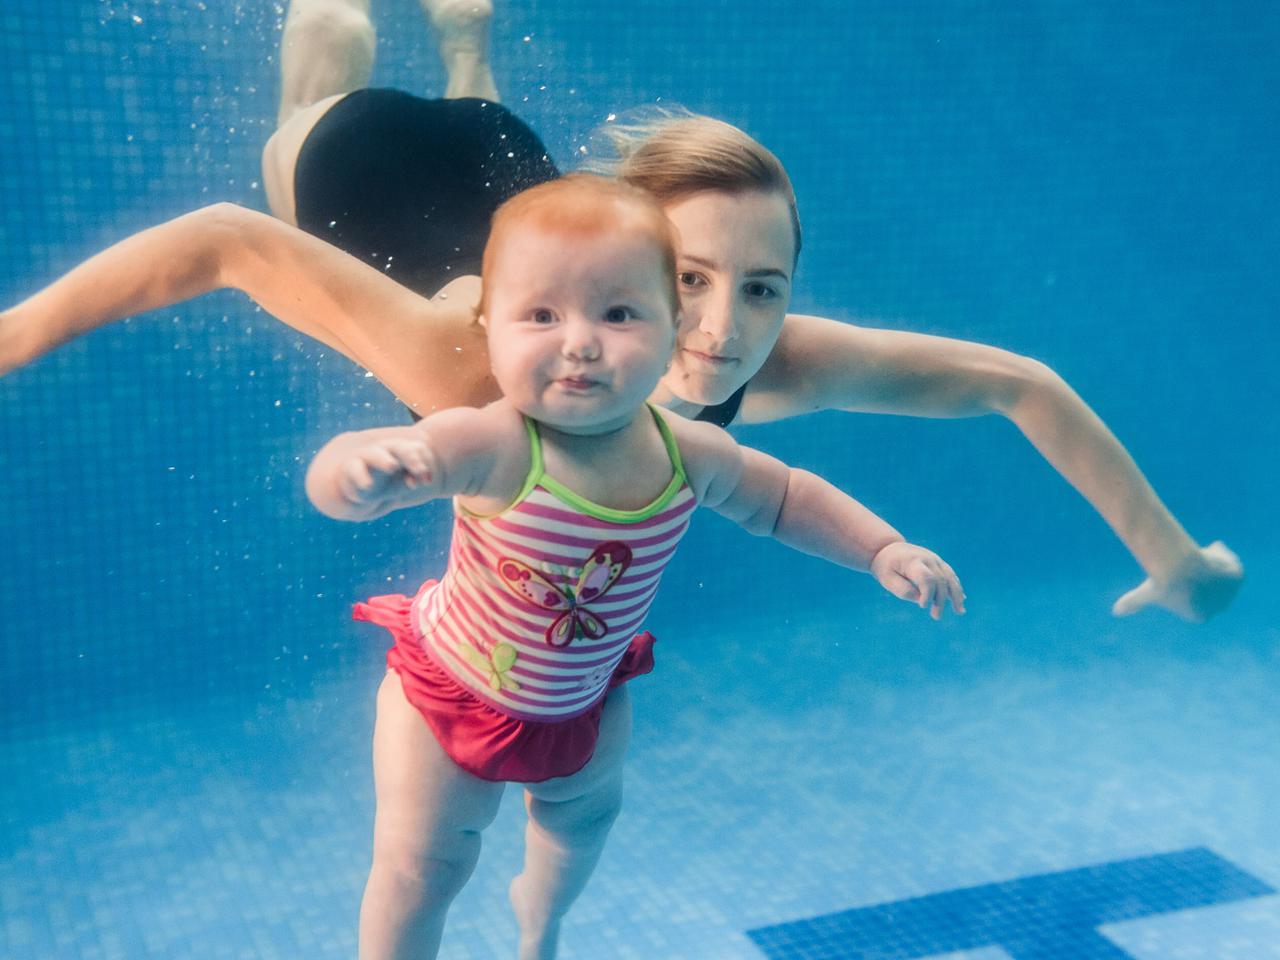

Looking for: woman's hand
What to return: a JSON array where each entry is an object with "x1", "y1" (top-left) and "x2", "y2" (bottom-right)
[
  {"x1": 1112, "y1": 540, "x2": 1244, "y2": 623},
  {"x1": 870, "y1": 542, "x2": 966, "y2": 620}
]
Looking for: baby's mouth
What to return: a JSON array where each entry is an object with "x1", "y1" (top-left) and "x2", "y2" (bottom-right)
[{"x1": 557, "y1": 375, "x2": 602, "y2": 390}]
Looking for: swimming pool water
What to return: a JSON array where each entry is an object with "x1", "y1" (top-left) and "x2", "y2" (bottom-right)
[{"x1": 1, "y1": 1, "x2": 1277, "y2": 957}]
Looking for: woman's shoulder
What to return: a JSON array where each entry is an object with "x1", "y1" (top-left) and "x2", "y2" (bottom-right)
[{"x1": 739, "y1": 313, "x2": 874, "y2": 420}]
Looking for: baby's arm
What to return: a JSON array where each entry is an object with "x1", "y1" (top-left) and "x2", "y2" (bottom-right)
[
  {"x1": 667, "y1": 414, "x2": 965, "y2": 619},
  {"x1": 306, "y1": 404, "x2": 515, "y2": 521}
]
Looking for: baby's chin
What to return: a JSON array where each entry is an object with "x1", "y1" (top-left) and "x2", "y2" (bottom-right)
[{"x1": 517, "y1": 399, "x2": 645, "y2": 436}]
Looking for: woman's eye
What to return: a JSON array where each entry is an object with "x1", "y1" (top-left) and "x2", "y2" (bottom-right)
[
  {"x1": 531, "y1": 309, "x2": 555, "y2": 324},
  {"x1": 604, "y1": 306, "x2": 634, "y2": 323},
  {"x1": 678, "y1": 272, "x2": 705, "y2": 288},
  {"x1": 745, "y1": 282, "x2": 777, "y2": 300}
]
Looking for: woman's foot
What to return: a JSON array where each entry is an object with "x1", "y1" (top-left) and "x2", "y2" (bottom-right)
[
  {"x1": 509, "y1": 873, "x2": 562, "y2": 960},
  {"x1": 421, "y1": 0, "x2": 500, "y2": 101}
]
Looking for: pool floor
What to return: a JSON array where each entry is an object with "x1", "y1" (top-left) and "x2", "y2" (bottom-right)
[{"x1": 3, "y1": 568, "x2": 1277, "y2": 960}]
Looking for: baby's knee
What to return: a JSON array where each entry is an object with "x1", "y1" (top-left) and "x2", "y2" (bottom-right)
[
  {"x1": 529, "y1": 783, "x2": 624, "y2": 843},
  {"x1": 371, "y1": 836, "x2": 482, "y2": 902}
]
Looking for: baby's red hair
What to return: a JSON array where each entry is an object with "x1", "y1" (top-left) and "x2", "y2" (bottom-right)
[{"x1": 480, "y1": 173, "x2": 679, "y2": 319}]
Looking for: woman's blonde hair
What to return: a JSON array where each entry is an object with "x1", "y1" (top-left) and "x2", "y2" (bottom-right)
[{"x1": 582, "y1": 106, "x2": 802, "y2": 263}]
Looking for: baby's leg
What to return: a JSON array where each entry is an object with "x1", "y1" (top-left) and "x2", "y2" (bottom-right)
[
  {"x1": 360, "y1": 670, "x2": 506, "y2": 960},
  {"x1": 510, "y1": 686, "x2": 632, "y2": 960},
  {"x1": 418, "y1": 0, "x2": 500, "y2": 101}
]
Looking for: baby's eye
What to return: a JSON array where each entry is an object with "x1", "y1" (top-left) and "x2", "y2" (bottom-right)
[
  {"x1": 744, "y1": 281, "x2": 778, "y2": 300},
  {"x1": 531, "y1": 309, "x2": 555, "y2": 324},
  {"x1": 678, "y1": 272, "x2": 706, "y2": 289},
  {"x1": 604, "y1": 306, "x2": 635, "y2": 323}
]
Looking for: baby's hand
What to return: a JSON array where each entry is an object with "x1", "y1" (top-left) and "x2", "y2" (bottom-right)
[
  {"x1": 337, "y1": 437, "x2": 439, "y2": 511},
  {"x1": 870, "y1": 541, "x2": 965, "y2": 620},
  {"x1": 1111, "y1": 540, "x2": 1243, "y2": 623}
]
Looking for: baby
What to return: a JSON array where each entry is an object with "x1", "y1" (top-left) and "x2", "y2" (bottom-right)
[{"x1": 304, "y1": 174, "x2": 964, "y2": 960}]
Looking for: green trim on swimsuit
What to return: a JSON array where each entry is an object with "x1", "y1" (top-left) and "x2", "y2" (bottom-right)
[
  {"x1": 537, "y1": 405, "x2": 687, "y2": 523},
  {"x1": 454, "y1": 416, "x2": 543, "y2": 521},
  {"x1": 458, "y1": 405, "x2": 687, "y2": 524}
]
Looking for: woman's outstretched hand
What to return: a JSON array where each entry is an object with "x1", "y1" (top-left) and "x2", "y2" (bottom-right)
[
  {"x1": 1111, "y1": 540, "x2": 1244, "y2": 622},
  {"x1": 870, "y1": 542, "x2": 966, "y2": 620}
]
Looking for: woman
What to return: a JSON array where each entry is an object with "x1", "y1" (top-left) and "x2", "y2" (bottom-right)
[{"x1": 0, "y1": 0, "x2": 1241, "y2": 623}]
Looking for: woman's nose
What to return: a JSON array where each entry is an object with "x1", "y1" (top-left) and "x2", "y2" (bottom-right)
[{"x1": 697, "y1": 288, "x2": 739, "y2": 344}]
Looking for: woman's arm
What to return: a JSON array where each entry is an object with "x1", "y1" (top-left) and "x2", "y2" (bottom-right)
[
  {"x1": 0, "y1": 203, "x2": 498, "y2": 413},
  {"x1": 744, "y1": 313, "x2": 1243, "y2": 621},
  {"x1": 666, "y1": 413, "x2": 964, "y2": 619}
]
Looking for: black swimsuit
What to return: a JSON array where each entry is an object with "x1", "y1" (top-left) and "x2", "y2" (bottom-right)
[
  {"x1": 293, "y1": 89, "x2": 748, "y2": 428},
  {"x1": 294, "y1": 90, "x2": 560, "y2": 297}
]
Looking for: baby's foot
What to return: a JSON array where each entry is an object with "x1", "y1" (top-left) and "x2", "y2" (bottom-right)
[
  {"x1": 509, "y1": 874, "x2": 561, "y2": 960},
  {"x1": 422, "y1": 0, "x2": 500, "y2": 101}
]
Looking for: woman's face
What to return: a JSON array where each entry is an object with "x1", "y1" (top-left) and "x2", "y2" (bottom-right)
[{"x1": 658, "y1": 189, "x2": 795, "y2": 407}]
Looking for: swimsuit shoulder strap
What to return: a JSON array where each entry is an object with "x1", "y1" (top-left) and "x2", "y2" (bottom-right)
[
  {"x1": 649, "y1": 403, "x2": 688, "y2": 486},
  {"x1": 453, "y1": 413, "x2": 543, "y2": 520},
  {"x1": 693, "y1": 381, "x2": 748, "y2": 428}
]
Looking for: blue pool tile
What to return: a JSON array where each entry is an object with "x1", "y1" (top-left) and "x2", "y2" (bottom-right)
[{"x1": 746, "y1": 848, "x2": 1275, "y2": 959}]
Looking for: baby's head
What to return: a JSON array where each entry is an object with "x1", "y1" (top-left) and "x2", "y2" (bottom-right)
[{"x1": 479, "y1": 174, "x2": 680, "y2": 434}]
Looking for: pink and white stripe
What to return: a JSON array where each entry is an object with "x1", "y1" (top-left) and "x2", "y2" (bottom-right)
[{"x1": 414, "y1": 483, "x2": 697, "y2": 720}]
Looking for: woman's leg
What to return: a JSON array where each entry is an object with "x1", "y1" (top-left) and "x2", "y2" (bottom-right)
[
  {"x1": 360, "y1": 670, "x2": 506, "y2": 960},
  {"x1": 262, "y1": 0, "x2": 500, "y2": 224},
  {"x1": 263, "y1": 0, "x2": 377, "y2": 222},
  {"x1": 510, "y1": 686, "x2": 632, "y2": 960},
  {"x1": 418, "y1": 0, "x2": 500, "y2": 101},
  {"x1": 278, "y1": 0, "x2": 377, "y2": 126}
]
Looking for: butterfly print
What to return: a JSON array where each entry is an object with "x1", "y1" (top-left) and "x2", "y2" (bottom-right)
[
  {"x1": 459, "y1": 641, "x2": 521, "y2": 692},
  {"x1": 497, "y1": 541, "x2": 634, "y2": 647}
]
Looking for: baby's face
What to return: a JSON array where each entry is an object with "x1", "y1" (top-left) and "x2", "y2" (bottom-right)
[{"x1": 482, "y1": 222, "x2": 677, "y2": 434}]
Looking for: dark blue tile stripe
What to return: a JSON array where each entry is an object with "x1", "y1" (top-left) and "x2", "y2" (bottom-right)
[{"x1": 746, "y1": 848, "x2": 1275, "y2": 959}]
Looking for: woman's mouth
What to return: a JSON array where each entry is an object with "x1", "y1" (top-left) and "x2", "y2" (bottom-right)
[{"x1": 683, "y1": 349, "x2": 738, "y2": 368}]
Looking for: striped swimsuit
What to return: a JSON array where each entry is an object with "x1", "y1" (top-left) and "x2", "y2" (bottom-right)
[{"x1": 354, "y1": 406, "x2": 698, "y2": 781}]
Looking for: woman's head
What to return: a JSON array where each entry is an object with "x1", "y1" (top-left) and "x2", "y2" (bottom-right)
[
  {"x1": 584, "y1": 110, "x2": 800, "y2": 409},
  {"x1": 586, "y1": 109, "x2": 801, "y2": 262},
  {"x1": 479, "y1": 174, "x2": 680, "y2": 433}
]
